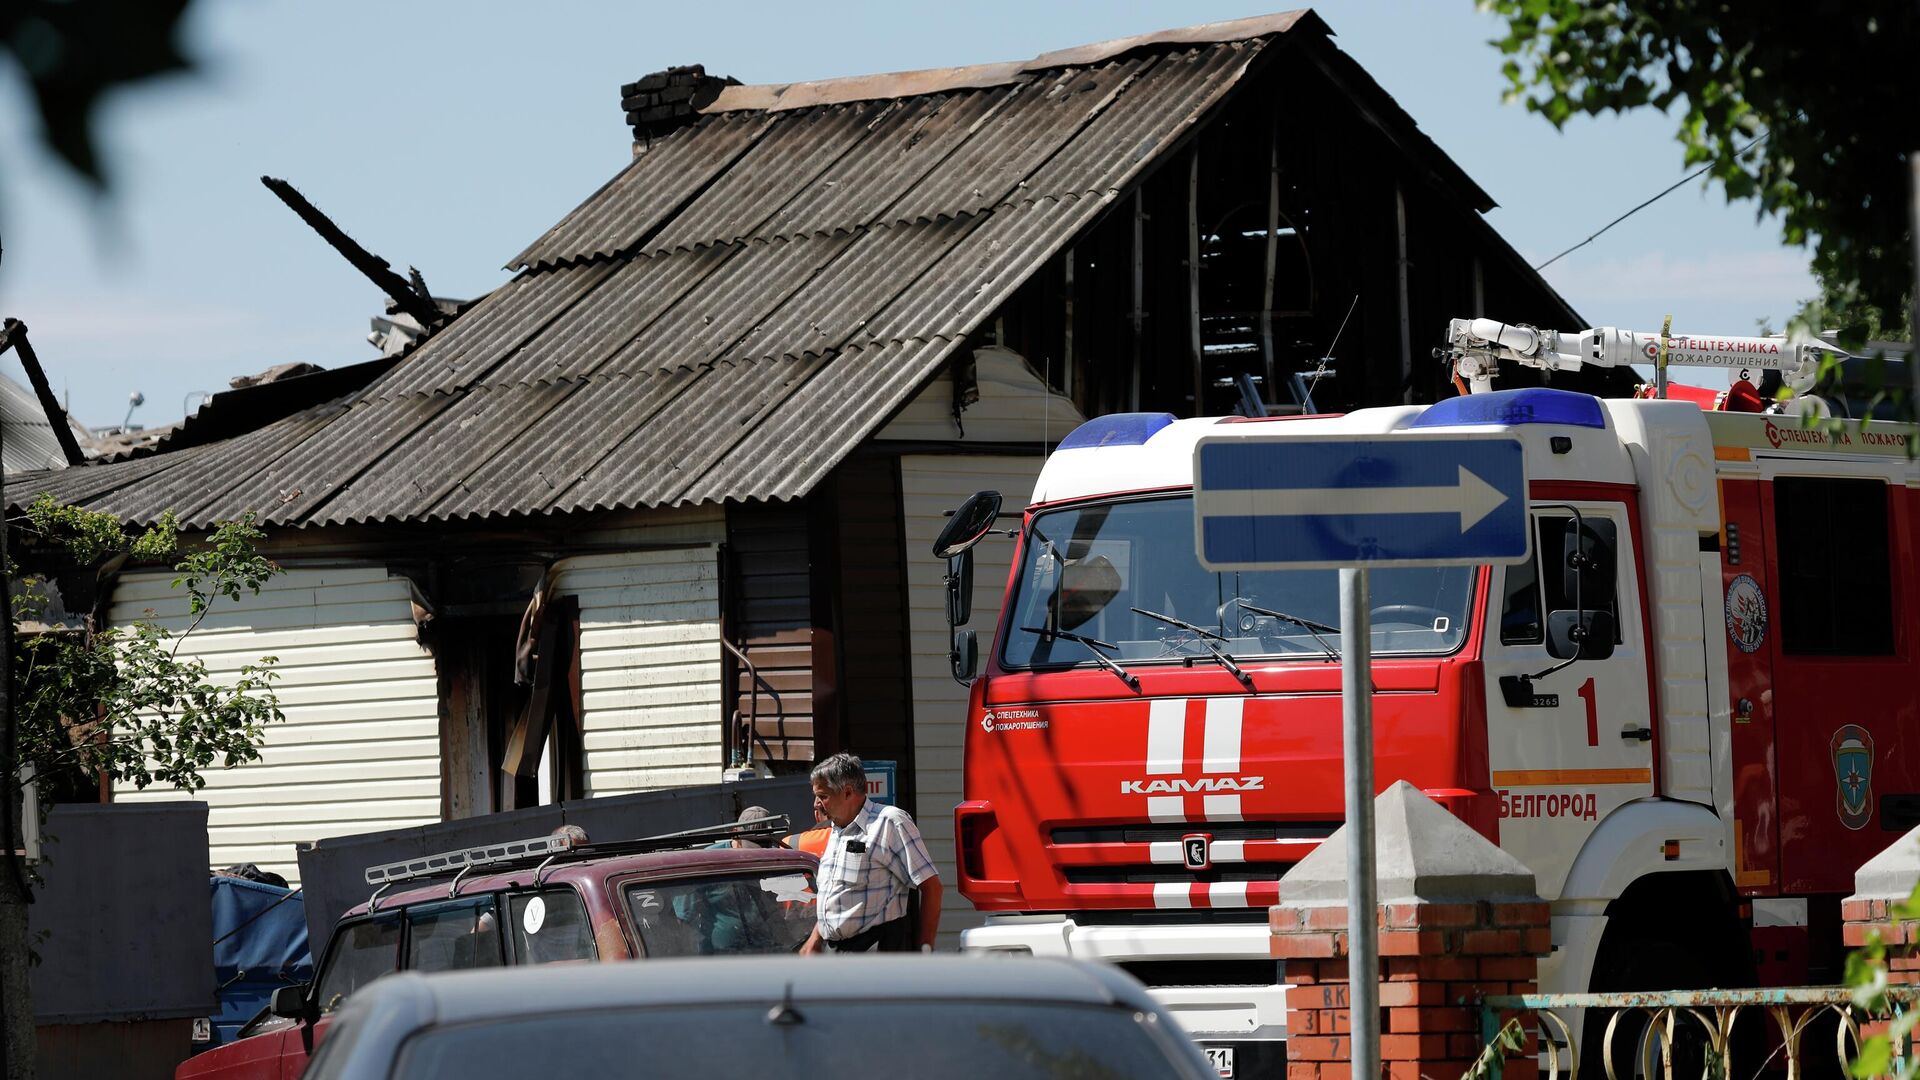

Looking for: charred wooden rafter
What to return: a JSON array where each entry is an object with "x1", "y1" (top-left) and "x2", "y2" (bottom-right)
[
  {"x1": 260, "y1": 176, "x2": 446, "y2": 334},
  {"x1": 0, "y1": 319, "x2": 86, "y2": 467}
]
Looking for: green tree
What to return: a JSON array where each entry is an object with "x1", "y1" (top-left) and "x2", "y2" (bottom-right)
[
  {"x1": 1792, "y1": 262, "x2": 1913, "y2": 345},
  {"x1": 1, "y1": 0, "x2": 198, "y2": 198},
  {"x1": 1, "y1": 497, "x2": 284, "y2": 1080},
  {"x1": 1482, "y1": 0, "x2": 1917, "y2": 351}
]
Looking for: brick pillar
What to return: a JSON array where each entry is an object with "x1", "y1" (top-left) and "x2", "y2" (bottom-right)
[
  {"x1": 1842, "y1": 828, "x2": 1920, "y2": 1045},
  {"x1": 1272, "y1": 781, "x2": 1552, "y2": 1080}
]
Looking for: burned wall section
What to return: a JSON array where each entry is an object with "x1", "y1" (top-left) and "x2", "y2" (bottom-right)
[{"x1": 980, "y1": 49, "x2": 1599, "y2": 420}]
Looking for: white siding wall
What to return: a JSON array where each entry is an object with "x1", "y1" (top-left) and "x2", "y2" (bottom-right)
[
  {"x1": 900, "y1": 454, "x2": 1046, "y2": 942},
  {"x1": 109, "y1": 566, "x2": 440, "y2": 886},
  {"x1": 879, "y1": 346, "x2": 1083, "y2": 444},
  {"x1": 556, "y1": 511, "x2": 726, "y2": 797}
]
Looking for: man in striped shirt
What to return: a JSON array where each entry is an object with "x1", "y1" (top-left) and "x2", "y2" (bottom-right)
[{"x1": 799, "y1": 753, "x2": 942, "y2": 953}]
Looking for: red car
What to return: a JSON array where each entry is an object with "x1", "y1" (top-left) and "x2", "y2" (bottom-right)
[{"x1": 179, "y1": 821, "x2": 818, "y2": 1080}]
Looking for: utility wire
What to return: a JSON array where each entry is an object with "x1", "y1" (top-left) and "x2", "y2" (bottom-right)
[{"x1": 1534, "y1": 128, "x2": 1773, "y2": 272}]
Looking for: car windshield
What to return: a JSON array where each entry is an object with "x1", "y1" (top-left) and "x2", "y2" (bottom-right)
[
  {"x1": 390, "y1": 1000, "x2": 1207, "y2": 1080},
  {"x1": 625, "y1": 871, "x2": 817, "y2": 957},
  {"x1": 312, "y1": 917, "x2": 401, "y2": 1014},
  {"x1": 1002, "y1": 495, "x2": 1474, "y2": 670}
]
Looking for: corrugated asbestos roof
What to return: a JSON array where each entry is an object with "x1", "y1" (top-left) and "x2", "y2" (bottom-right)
[
  {"x1": 1, "y1": 376, "x2": 77, "y2": 474},
  {"x1": 8, "y1": 12, "x2": 1324, "y2": 528}
]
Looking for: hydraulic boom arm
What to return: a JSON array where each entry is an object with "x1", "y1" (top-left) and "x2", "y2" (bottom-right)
[{"x1": 1442, "y1": 317, "x2": 1842, "y2": 398}]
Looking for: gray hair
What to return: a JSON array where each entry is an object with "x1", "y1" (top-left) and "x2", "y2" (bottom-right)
[{"x1": 810, "y1": 753, "x2": 866, "y2": 795}]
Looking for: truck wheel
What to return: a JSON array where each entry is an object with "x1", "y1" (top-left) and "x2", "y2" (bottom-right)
[{"x1": 1581, "y1": 936, "x2": 1717, "y2": 1080}]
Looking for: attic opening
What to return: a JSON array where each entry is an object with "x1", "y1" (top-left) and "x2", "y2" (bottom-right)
[{"x1": 988, "y1": 85, "x2": 1333, "y2": 421}]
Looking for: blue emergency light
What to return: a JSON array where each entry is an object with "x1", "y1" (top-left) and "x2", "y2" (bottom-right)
[
  {"x1": 1057, "y1": 411, "x2": 1178, "y2": 450},
  {"x1": 1410, "y1": 387, "x2": 1607, "y2": 430}
]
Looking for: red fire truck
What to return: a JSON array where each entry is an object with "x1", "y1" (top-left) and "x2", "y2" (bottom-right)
[{"x1": 935, "y1": 319, "x2": 1917, "y2": 1074}]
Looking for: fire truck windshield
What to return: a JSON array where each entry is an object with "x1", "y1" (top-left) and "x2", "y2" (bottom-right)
[{"x1": 1002, "y1": 495, "x2": 1474, "y2": 670}]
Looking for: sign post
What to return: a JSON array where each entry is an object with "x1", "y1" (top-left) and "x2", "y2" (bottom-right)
[{"x1": 1194, "y1": 432, "x2": 1529, "y2": 1080}]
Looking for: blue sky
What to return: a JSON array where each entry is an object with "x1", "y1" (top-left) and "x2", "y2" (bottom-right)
[{"x1": 0, "y1": 1, "x2": 1809, "y2": 430}]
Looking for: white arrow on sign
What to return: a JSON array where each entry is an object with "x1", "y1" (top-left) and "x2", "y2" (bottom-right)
[{"x1": 1205, "y1": 465, "x2": 1510, "y2": 532}]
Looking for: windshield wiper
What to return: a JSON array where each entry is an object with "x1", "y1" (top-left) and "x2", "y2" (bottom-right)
[
  {"x1": 1229, "y1": 599, "x2": 1341, "y2": 663},
  {"x1": 1020, "y1": 626, "x2": 1140, "y2": 691},
  {"x1": 1228, "y1": 599, "x2": 1375, "y2": 691},
  {"x1": 1129, "y1": 606, "x2": 1254, "y2": 690}
]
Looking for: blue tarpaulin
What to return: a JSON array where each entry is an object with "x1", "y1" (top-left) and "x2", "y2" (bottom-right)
[{"x1": 208, "y1": 876, "x2": 312, "y2": 1047}]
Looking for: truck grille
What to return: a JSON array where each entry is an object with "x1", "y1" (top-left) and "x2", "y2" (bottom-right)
[
  {"x1": 1063, "y1": 867, "x2": 1287, "y2": 885},
  {"x1": 1072, "y1": 909, "x2": 1271, "y2": 926},
  {"x1": 1050, "y1": 822, "x2": 1336, "y2": 844},
  {"x1": 1115, "y1": 959, "x2": 1281, "y2": 988}
]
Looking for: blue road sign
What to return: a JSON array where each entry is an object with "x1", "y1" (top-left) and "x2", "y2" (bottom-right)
[{"x1": 1192, "y1": 434, "x2": 1529, "y2": 569}]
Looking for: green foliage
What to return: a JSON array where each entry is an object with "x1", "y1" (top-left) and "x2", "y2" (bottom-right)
[
  {"x1": 10, "y1": 502, "x2": 283, "y2": 796},
  {"x1": 1481, "y1": 0, "x2": 1918, "y2": 352},
  {"x1": 1844, "y1": 878, "x2": 1920, "y2": 1079},
  {"x1": 0, "y1": 0, "x2": 196, "y2": 190},
  {"x1": 23, "y1": 495, "x2": 177, "y2": 567},
  {"x1": 170, "y1": 515, "x2": 273, "y2": 618},
  {"x1": 1792, "y1": 263, "x2": 1914, "y2": 346},
  {"x1": 1461, "y1": 1017, "x2": 1527, "y2": 1080}
]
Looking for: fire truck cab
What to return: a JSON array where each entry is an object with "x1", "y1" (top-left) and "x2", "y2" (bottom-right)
[{"x1": 942, "y1": 320, "x2": 1918, "y2": 1070}]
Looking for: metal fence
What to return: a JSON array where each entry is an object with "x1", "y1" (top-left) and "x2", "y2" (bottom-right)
[{"x1": 1476, "y1": 987, "x2": 1920, "y2": 1080}]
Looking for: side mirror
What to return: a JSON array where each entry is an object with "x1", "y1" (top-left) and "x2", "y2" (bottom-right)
[
  {"x1": 270, "y1": 984, "x2": 314, "y2": 1023},
  {"x1": 950, "y1": 629, "x2": 979, "y2": 683},
  {"x1": 944, "y1": 551, "x2": 974, "y2": 628},
  {"x1": 933, "y1": 491, "x2": 1003, "y2": 560},
  {"x1": 1546, "y1": 609, "x2": 1615, "y2": 661},
  {"x1": 1560, "y1": 519, "x2": 1617, "y2": 614}
]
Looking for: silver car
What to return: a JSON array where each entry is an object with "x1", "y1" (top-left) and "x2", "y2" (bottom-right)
[{"x1": 304, "y1": 954, "x2": 1219, "y2": 1079}]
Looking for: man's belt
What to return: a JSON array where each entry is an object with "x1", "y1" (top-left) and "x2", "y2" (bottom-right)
[{"x1": 823, "y1": 915, "x2": 912, "y2": 953}]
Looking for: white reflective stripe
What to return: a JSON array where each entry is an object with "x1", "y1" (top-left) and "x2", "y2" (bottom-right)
[
  {"x1": 1146, "y1": 699, "x2": 1186, "y2": 775},
  {"x1": 1210, "y1": 882, "x2": 1251, "y2": 908},
  {"x1": 1147, "y1": 796, "x2": 1187, "y2": 823},
  {"x1": 1202, "y1": 698, "x2": 1243, "y2": 774},
  {"x1": 1154, "y1": 882, "x2": 1193, "y2": 909},
  {"x1": 1203, "y1": 794, "x2": 1242, "y2": 822},
  {"x1": 1149, "y1": 841, "x2": 1184, "y2": 864},
  {"x1": 1211, "y1": 840, "x2": 1246, "y2": 863}
]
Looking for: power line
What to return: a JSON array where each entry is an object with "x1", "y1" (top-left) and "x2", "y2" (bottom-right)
[{"x1": 1533, "y1": 128, "x2": 1774, "y2": 272}]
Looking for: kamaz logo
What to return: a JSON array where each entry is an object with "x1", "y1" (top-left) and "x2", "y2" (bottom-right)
[{"x1": 1119, "y1": 776, "x2": 1265, "y2": 794}]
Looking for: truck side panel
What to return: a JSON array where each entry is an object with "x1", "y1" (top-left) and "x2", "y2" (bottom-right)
[
  {"x1": 1718, "y1": 475, "x2": 1781, "y2": 895},
  {"x1": 1758, "y1": 472, "x2": 1920, "y2": 893}
]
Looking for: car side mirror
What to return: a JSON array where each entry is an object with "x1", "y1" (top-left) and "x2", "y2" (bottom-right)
[
  {"x1": 944, "y1": 551, "x2": 974, "y2": 628},
  {"x1": 1560, "y1": 519, "x2": 1617, "y2": 614},
  {"x1": 933, "y1": 491, "x2": 1002, "y2": 560},
  {"x1": 270, "y1": 984, "x2": 314, "y2": 1023},
  {"x1": 950, "y1": 629, "x2": 978, "y2": 684},
  {"x1": 1546, "y1": 609, "x2": 1615, "y2": 661}
]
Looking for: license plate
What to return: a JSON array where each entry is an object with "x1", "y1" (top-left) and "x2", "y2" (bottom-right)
[{"x1": 1204, "y1": 1046, "x2": 1234, "y2": 1077}]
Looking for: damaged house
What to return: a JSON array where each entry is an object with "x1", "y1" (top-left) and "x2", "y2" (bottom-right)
[{"x1": 6, "y1": 10, "x2": 1601, "y2": 937}]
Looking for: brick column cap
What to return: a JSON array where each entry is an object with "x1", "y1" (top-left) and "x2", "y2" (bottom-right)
[
  {"x1": 1280, "y1": 781, "x2": 1537, "y2": 905},
  {"x1": 1849, "y1": 828, "x2": 1920, "y2": 903}
]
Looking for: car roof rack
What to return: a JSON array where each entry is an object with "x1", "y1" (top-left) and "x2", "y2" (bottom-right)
[{"x1": 361, "y1": 815, "x2": 793, "y2": 890}]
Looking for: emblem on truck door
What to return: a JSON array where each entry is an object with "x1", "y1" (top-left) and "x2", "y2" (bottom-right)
[
  {"x1": 1724, "y1": 575, "x2": 1768, "y2": 654},
  {"x1": 1831, "y1": 725, "x2": 1876, "y2": 831}
]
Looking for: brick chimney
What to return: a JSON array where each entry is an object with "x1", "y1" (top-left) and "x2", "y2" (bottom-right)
[{"x1": 621, "y1": 64, "x2": 738, "y2": 148}]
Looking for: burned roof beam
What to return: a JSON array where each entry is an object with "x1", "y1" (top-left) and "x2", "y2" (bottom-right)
[
  {"x1": 261, "y1": 176, "x2": 447, "y2": 334},
  {"x1": 0, "y1": 318, "x2": 87, "y2": 467}
]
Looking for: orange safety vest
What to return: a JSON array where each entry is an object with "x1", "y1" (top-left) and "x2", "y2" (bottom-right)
[{"x1": 786, "y1": 825, "x2": 830, "y2": 857}]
